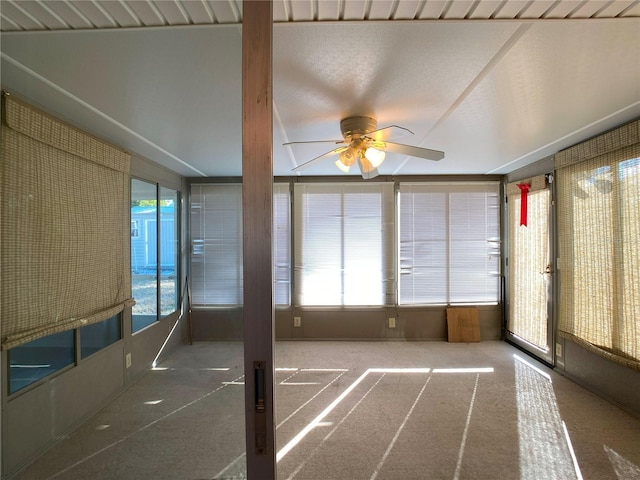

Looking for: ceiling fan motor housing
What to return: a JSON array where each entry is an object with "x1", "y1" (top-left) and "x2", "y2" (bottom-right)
[{"x1": 340, "y1": 116, "x2": 377, "y2": 140}]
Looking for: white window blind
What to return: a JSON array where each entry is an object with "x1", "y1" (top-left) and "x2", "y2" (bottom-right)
[
  {"x1": 294, "y1": 183, "x2": 394, "y2": 306},
  {"x1": 399, "y1": 182, "x2": 500, "y2": 305},
  {"x1": 556, "y1": 119, "x2": 640, "y2": 369},
  {"x1": 273, "y1": 183, "x2": 291, "y2": 305},
  {"x1": 190, "y1": 184, "x2": 243, "y2": 305}
]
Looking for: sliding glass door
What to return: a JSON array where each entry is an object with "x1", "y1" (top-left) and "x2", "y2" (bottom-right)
[{"x1": 506, "y1": 175, "x2": 554, "y2": 364}]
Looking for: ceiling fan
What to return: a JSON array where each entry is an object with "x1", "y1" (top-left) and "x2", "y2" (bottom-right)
[{"x1": 284, "y1": 116, "x2": 445, "y2": 179}]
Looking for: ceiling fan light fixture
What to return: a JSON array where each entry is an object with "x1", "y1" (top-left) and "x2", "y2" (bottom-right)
[
  {"x1": 335, "y1": 146, "x2": 358, "y2": 172},
  {"x1": 364, "y1": 146, "x2": 385, "y2": 168},
  {"x1": 335, "y1": 158, "x2": 351, "y2": 173},
  {"x1": 339, "y1": 146, "x2": 357, "y2": 166}
]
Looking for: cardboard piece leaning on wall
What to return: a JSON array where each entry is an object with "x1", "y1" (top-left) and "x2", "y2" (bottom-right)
[{"x1": 446, "y1": 307, "x2": 480, "y2": 342}]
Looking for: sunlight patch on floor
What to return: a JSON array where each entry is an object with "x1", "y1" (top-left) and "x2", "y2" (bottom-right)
[{"x1": 514, "y1": 354, "x2": 582, "y2": 480}]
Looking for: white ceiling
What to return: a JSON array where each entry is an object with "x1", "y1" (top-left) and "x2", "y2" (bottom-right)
[{"x1": 1, "y1": 1, "x2": 639, "y2": 178}]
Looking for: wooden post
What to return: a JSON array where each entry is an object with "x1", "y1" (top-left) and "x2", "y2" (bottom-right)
[{"x1": 242, "y1": 1, "x2": 276, "y2": 478}]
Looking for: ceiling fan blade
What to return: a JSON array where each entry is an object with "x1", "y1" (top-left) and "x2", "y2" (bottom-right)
[
  {"x1": 367, "y1": 125, "x2": 413, "y2": 142},
  {"x1": 383, "y1": 141, "x2": 445, "y2": 161},
  {"x1": 292, "y1": 146, "x2": 347, "y2": 172},
  {"x1": 283, "y1": 139, "x2": 344, "y2": 146}
]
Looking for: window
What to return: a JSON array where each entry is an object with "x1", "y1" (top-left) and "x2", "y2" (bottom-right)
[
  {"x1": 294, "y1": 183, "x2": 394, "y2": 306},
  {"x1": 274, "y1": 183, "x2": 291, "y2": 305},
  {"x1": 190, "y1": 183, "x2": 291, "y2": 307},
  {"x1": 8, "y1": 330, "x2": 75, "y2": 395},
  {"x1": 190, "y1": 184, "x2": 243, "y2": 305},
  {"x1": 80, "y1": 314, "x2": 122, "y2": 359},
  {"x1": 131, "y1": 179, "x2": 180, "y2": 331},
  {"x1": 131, "y1": 220, "x2": 139, "y2": 238},
  {"x1": 160, "y1": 187, "x2": 179, "y2": 317},
  {"x1": 131, "y1": 179, "x2": 158, "y2": 331},
  {"x1": 398, "y1": 182, "x2": 500, "y2": 305},
  {"x1": 557, "y1": 127, "x2": 640, "y2": 368}
]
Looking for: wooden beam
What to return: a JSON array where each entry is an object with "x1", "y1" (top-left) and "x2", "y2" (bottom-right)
[{"x1": 242, "y1": 1, "x2": 275, "y2": 478}]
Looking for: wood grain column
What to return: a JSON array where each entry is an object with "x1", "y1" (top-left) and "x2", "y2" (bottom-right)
[{"x1": 242, "y1": 1, "x2": 276, "y2": 478}]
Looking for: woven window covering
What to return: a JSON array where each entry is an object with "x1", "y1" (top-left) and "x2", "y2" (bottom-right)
[
  {"x1": 506, "y1": 175, "x2": 550, "y2": 350},
  {"x1": 1, "y1": 94, "x2": 133, "y2": 350},
  {"x1": 555, "y1": 119, "x2": 640, "y2": 371}
]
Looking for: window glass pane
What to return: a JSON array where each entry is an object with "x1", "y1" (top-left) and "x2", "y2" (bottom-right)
[
  {"x1": 399, "y1": 182, "x2": 500, "y2": 305},
  {"x1": 160, "y1": 187, "x2": 179, "y2": 317},
  {"x1": 80, "y1": 314, "x2": 122, "y2": 359},
  {"x1": 274, "y1": 183, "x2": 291, "y2": 305},
  {"x1": 190, "y1": 184, "x2": 243, "y2": 305},
  {"x1": 399, "y1": 189, "x2": 447, "y2": 304},
  {"x1": 131, "y1": 179, "x2": 158, "y2": 332},
  {"x1": 294, "y1": 183, "x2": 392, "y2": 306},
  {"x1": 449, "y1": 190, "x2": 501, "y2": 303},
  {"x1": 8, "y1": 330, "x2": 74, "y2": 394},
  {"x1": 343, "y1": 191, "x2": 384, "y2": 304}
]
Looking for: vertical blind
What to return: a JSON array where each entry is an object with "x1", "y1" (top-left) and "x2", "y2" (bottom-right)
[
  {"x1": 190, "y1": 184, "x2": 243, "y2": 305},
  {"x1": 398, "y1": 182, "x2": 500, "y2": 305},
  {"x1": 1, "y1": 94, "x2": 132, "y2": 349},
  {"x1": 293, "y1": 183, "x2": 394, "y2": 306},
  {"x1": 556, "y1": 119, "x2": 640, "y2": 369},
  {"x1": 506, "y1": 176, "x2": 550, "y2": 350}
]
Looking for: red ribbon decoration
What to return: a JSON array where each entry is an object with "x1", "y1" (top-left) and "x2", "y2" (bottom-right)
[{"x1": 516, "y1": 183, "x2": 531, "y2": 227}]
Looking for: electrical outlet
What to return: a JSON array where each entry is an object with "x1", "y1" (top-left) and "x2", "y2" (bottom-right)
[
  {"x1": 125, "y1": 353, "x2": 132, "y2": 368},
  {"x1": 388, "y1": 317, "x2": 396, "y2": 328},
  {"x1": 555, "y1": 343, "x2": 563, "y2": 357},
  {"x1": 294, "y1": 316, "x2": 301, "y2": 327}
]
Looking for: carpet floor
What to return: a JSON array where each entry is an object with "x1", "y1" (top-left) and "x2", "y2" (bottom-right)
[{"x1": 14, "y1": 341, "x2": 640, "y2": 480}]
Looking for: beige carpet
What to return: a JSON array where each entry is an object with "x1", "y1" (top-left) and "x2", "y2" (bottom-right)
[{"x1": 14, "y1": 341, "x2": 640, "y2": 480}]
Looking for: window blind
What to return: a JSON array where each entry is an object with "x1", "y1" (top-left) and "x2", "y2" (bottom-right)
[
  {"x1": 1, "y1": 94, "x2": 132, "y2": 350},
  {"x1": 293, "y1": 183, "x2": 394, "y2": 306},
  {"x1": 190, "y1": 184, "x2": 243, "y2": 305},
  {"x1": 398, "y1": 182, "x2": 500, "y2": 305},
  {"x1": 556, "y1": 119, "x2": 640, "y2": 369},
  {"x1": 273, "y1": 183, "x2": 291, "y2": 305}
]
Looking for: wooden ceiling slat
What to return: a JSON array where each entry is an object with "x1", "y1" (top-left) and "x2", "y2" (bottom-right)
[
  {"x1": 208, "y1": 0, "x2": 241, "y2": 23},
  {"x1": 2, "y1": 1, "x2": 46, "y2": 30},
  {"x1": 343, "y1": 0, "x2": 368, "y2": 20},
  {"x1": 181, "y1": 1, "x2": 214, "y2": 24},
  {"x1": 419, "y1": 1, "x2": 448, "y2": 19},
  {"x1": 272, "y1": 1, "x2": 288, "y2": 22},
  {"x1": 393, "y1": 0, "x2": 422, "y2": 19},
  {"x1": 98, "y1": 1, "x2": 141, "y2": 27},
  {"x1": 45, "y1": 1, "x2": 93, "y2": 29},
  {"x1": 153, "y1": 0, "x2": 190, "y2": 25},
  {"x1": 68, "y1": 1, "x2": 118, "y2": 28},
  {"x1": 443, "y1": 1, "x2": 475, "y2": 19},
  {"x1": 125, "y1": 1, "x2": 166, "y2": 26},
  {"x1": 518, "y1": 1, "x2": 557, "y2": 19},
  {"x1": 317, "y1": 0, "x2": 340, "y2": 20},
  {"x1": 594, "y1": 1, "x2": 636, "y2": 17},
  {"x1": 569, "y1": 1, "x2": 608, "y2": 18},
  {"x1": 12, "y1": 1, "x2": 68, "y2": 29},
  {"x1": 543, "y1": 1, "x2": 581, "y2": 19},
  {"x1": 493, "y1": 0, "x2": 528, "y2": 19},
  {"x1": 290, "y1": 0, "x2": 314, "y2": 21},
  {"x1": 369, "y1": 1, "x2": 395, "y2": 20},
  {"x1": 0, "y1": 14, "x2": 22, "y2": 31},
  {"x1": 1, "y1": 0, "x2": 638, "y2": 31},
  {"x1": 467, "y1": 1, "x2": 502, "y2": 19}
]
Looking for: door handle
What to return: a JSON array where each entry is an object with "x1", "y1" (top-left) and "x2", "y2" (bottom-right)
[{"x1": 254, "y1": 361, "x2": 267, "y2": 454}]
